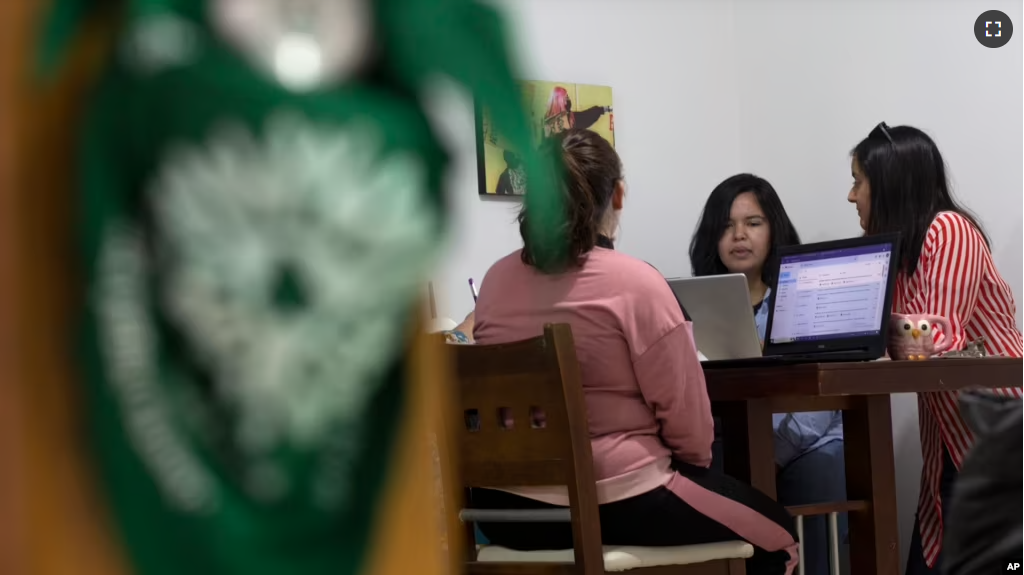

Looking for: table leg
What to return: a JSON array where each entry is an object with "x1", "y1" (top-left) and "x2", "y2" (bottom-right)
[
  {"x1": 715, "y1": 400, "x2": 776, "y2": 498},
  {"x1": 842, "y1": 395, "x2": 900, "y2": 575}
]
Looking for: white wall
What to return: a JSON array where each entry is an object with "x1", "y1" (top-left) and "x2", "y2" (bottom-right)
[
  {"x1": 427, "y1": 0, "x2": 742, "y2": 321},
  {"x1": 732, "y1": 0, "x2": 1023, "y2": 316},
  {"x1": 428, "y1": 1, "x2": 1023, "y2": 569}
]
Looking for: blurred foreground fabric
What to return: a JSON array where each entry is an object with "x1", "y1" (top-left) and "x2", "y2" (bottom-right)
[
  {"x1": 9, "y1": 0, "x2": 560, "y2": 573},
  {"x1": 942, "y1": 392, "x2": 1023, "y2": 575}
]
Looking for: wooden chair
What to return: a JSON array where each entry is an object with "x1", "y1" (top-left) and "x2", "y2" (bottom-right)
[{"x1": 445, "y1": 323, "x2": 752, "y2": 575}]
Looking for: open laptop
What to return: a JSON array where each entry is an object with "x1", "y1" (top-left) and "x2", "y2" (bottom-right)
[
  {"x1": 700, "y1": 233, "x2": 901, "y2": 368},
  {"x1": 666, "y1": 274, "x2": 762, "y2": 361}
]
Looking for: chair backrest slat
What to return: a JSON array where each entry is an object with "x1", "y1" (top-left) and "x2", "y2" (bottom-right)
[
  {"x1": 449, "y1": 323, "x2": 604, "y2": 574},
  {"x1": 454, "y1": 328, "x2": 579, "y2": 487}
]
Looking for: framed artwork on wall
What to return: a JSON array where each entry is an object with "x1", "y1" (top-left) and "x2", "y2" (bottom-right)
[{"x1": 475, "y1": 80, "x2": 614, "y2": 196}]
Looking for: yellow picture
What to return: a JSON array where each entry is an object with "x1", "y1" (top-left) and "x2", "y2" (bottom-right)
[{"x1": 476, "y1": 81, "x2": 615, "y2": 196}]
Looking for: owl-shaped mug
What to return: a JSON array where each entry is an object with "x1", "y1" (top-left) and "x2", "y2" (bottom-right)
[{"x1": 888, "y1": 313, "x2": 953, "y2": 361}]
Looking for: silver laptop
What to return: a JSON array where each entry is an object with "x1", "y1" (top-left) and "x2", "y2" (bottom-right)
[{"x1": 666, "y1": 274, "x2": 762, "y2": 361}]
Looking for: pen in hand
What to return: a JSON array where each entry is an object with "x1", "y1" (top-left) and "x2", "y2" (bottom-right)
[{"x1": 468, "y1": 278, "x2": 478, "y2": 303}]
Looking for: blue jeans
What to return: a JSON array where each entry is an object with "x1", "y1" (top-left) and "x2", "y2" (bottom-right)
[
  {"x1": 905, "y1": 447, "x2": 957, "y2": 575},
  {"x1": 776, "y1": 439, "x2": 849, "y2": 575},
  {"x1": 711, "y1": 417, "x2": 846, "y2": 574}
]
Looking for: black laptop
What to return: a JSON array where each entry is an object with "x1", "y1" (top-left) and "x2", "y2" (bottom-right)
[{"x1": 701, "y1": 233, "x2": 901, "y2": 369}]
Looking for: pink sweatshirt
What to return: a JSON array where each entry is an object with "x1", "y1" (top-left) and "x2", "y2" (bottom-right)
[{"x1": 473, "y1": 248, "x2": 714, "y2": 505}]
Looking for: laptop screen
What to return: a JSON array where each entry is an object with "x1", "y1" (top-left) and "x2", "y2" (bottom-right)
[{"x1": 768, "y1": 241, "x2": 895, "y2": 344}]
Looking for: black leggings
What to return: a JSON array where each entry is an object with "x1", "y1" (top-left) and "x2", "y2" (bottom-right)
[{"x1": 472, "y1": 460, "x2": 798, "y2": 575}]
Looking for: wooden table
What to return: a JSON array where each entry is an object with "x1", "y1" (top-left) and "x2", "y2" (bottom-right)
[{"x1": 704, "y1": 357, "x2": 1022, "y2": 575}]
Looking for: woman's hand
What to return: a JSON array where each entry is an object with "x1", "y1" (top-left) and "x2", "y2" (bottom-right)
[{"x1": 453, "y1": 311, "x2": 475, "y2": 341}]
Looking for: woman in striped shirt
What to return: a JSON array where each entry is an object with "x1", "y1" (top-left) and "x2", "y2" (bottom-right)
[{"x1": 848, "y1": 122, "x2": 1023, "y2": 575}]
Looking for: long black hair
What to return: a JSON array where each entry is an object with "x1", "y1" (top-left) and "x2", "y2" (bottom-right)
[
  {"x1": 852, "y1": 124, "x2": 988, "y2": 276},
  {"x1": 689, "y1": 173, "x2": 800, "y2": 286}
]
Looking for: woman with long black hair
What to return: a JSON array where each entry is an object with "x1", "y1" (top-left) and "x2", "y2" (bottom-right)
[
  {"x1": 690, "y1": 174, "x2": 846, "y2": 575},
  {"x1": 848, "y1": 123, "x2": 1023, "y2": 575}
]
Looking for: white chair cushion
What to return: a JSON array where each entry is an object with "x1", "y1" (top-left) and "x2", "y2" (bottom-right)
[{"x1": 476, "y1": 540, "x2": 754, "y2": 572}]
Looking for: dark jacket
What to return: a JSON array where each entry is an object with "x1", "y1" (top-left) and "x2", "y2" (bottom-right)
[{"x1": 942, "y1": 391, "x2": 1022, "y2": 575}]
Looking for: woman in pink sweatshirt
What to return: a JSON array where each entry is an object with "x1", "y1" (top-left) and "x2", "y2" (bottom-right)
[{"x1": 471, "y1": 129, "x2": 799, "y2": 574}]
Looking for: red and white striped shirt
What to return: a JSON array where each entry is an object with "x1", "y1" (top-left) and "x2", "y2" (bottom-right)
[{"x1": 891, "y1": 211, "x2": 1023, "y2": 567}]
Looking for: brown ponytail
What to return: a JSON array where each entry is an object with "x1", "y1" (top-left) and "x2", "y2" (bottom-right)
[{"x1": 518, "y1": 129, "x2": 622, "y2": 273}]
